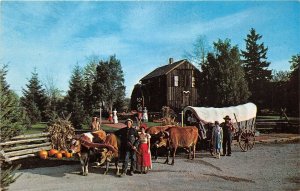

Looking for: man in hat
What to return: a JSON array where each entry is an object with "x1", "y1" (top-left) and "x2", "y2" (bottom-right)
[
  {"x1": 222, "y1": 115, "x2": 235, "y2": 156},
  {"x1": 115, "y1": 118, "x2": 139, "y2": 176}
]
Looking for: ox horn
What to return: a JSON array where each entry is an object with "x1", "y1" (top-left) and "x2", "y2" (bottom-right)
[{"x1": 163, "y1": 131, "x2": 170, "y2": 138}]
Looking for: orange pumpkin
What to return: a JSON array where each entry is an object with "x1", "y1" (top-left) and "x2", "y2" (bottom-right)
[
  {"x1": 55, "y1": 152, "x2": 63, "y2": 159},
  {"x1": 60, "y1": 150, "x2": 66, "y2": 155},
  {"x1": 64, "y1": 152, "x2": 73, "y2": 158},
  {"x1": 39, "y1": 150, "x2": 48, "y2": 159},
  {"x1": 49, "y1": 149, "x2": 58, "y2": 156}
]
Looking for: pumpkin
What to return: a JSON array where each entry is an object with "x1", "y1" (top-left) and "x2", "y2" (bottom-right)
[
  {"x1": 60, "y1": 150, "x2": 66, "y2": 155},
  {"x1": 39, "y1": 150, "x2": 48, "y2": 159},
  {"x1": 55, "y1": 152, "x2": 63, "y2": 159},
  {"x1": 64, "y1": 152, "x2": 73, "y2": 158},
  {"x1": 49, "y1": 149, "x2": 58, "y2": 156}
]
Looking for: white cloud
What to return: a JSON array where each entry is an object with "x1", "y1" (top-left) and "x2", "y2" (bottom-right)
[{"x1": 1, "y1": 2, "x2": 298, "y2": 98}]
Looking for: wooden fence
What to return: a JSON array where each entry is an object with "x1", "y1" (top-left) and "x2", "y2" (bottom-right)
[
  {"x1": 0, "y1": 132, "x2": 51, "y2": 163},
  {"x1": 0, "y1": 130, "x2": 107, "y2": 162},
  {"x1": 256, "y1": 119, "x2": 299, "y2": 133}
]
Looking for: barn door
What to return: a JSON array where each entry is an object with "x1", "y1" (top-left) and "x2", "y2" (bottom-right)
[{"x1": 182, "y1": 90, "x2": 190, "y2": 107}]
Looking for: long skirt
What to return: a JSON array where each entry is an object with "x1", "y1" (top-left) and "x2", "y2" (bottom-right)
[{"x1": 136, "y1": 143, "x2": 152, "y2": 171}]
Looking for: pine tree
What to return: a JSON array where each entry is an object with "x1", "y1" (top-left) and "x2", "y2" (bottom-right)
[
  {"x1": 287, "y1": 53, "x2": 299, "y2": 116},
  {"x1": 92, "y1": 55, "x2": 125, "y2": 113},
  {"x1": 107, "y1": 55, "x2": 126, "y2": 112},
  {"x1": 83, "y1": 79, "x2": 93, "y2": 116},
  {"x1": 65, "y1": 64, "x2": 85, "y2": 129},
  {"x1": 241, "y1": 28, "x2": 272, "y2": 107},
  {"x1": 82, "y1": 58, "x2": 98, "y2": 116},
  {"x1": 0, "y1": 65, "x2": 25, "y2": 190},
  {"x1": 199, "y1": 39, "x2": 250, "y2": 107},
  {"x1": 20, "y1": 69, "x2": 48, "y2": 123},
  {"x1": 0, "y1": 65, "x2": 25, "y2": 141},
  {"x1": 92, "y1": 60, "x2": 109, "y2": 108}
]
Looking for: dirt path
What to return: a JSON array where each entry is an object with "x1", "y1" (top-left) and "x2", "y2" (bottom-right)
[{"x1": 9, "y1": 143, "x2": 300, "y2": 191}]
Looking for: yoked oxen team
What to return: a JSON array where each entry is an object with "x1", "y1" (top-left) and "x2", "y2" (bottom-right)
[{"x1": 69, "y1": 116, "x2": 231, "y2": 177}]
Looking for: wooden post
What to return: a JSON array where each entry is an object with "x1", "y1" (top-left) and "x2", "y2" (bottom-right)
[
  {"x1": 181, "y1": 111, "x2": 183, "y2": 127},
  {"x1": 99, "y1": 103, "x2": 102, "y2": 126}
]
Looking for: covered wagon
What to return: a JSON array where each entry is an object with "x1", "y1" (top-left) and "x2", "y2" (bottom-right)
[{"x1": 184, "y1": 103, "x2": 257, "y2": 152}]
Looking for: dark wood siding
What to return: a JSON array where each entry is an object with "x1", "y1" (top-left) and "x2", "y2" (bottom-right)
[
  {"x1": 140, "y1": 75, "x2": 167, "y2": 111},
  {"x1": 166, "y1": 62, "x2": 200, "y2": 111},
  {"x1": 132, "y1": 60, "x2": 200, "y2": 112}
]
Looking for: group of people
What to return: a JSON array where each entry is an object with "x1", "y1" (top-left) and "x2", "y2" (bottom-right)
[
  {"x1": 114, "y1": 118, "x2": 152, "y2": 177},
  {"x1": 90, "y1": 116, "x2": 152, "y2": 176},
  {"x1": 107, "y1": 109, "x2": 118, "y2": 124},
  {"x1": 209, "y1": 115, "x2": 235, "y2": 159},
  {"x1": 137, "y1": 106, "x2": 148, "y2": 123},
  {"x1": 90, "y1": 113, "x2": 234, "y2": 177}
]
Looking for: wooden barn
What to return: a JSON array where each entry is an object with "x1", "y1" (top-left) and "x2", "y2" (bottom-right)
[{"x1": 131, "y1": 58, "x2": 200, "y2": 112}]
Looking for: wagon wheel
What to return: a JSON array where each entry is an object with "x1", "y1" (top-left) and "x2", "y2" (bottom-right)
[{"x1": 238, "y1": 131, "x2": 255, "y2": 152}]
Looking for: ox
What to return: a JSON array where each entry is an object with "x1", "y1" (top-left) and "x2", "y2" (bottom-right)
[
  {"x1": 69, "y1": 130, "x2": 115, "y2": 176},
  {"x1": 145, "y1": 125, "x2": 174, "y2": 160},
  {"x1": 158, "y1": 126, "x2": 198, "y2": 165},
  {"x1": 98, "y1": 133, "x2": 121, "y2": 175}
]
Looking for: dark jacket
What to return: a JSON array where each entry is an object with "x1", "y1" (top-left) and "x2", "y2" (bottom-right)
[
  {"x1": 115, "y1": 126, "x2": 139, "y2": 151},
  {"x1": 222, "y1": 122, "x2": 234, "y2": 136}
]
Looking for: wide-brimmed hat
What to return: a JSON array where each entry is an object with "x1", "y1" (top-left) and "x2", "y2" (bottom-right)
[
  {"x1": 223, "y1": 115, "x2": 231, "y2": 120},
  {"x1": 125, "y1": 118, "x2": 133, "y2": 124},
  {"x1": 140, "y1": 123, "x2": 148, "y2": 129}
]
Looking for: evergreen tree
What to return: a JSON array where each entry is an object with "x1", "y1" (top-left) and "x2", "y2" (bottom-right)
[
  {"x1": 0, "y1": 65, "x2": 26, "y2": 141},
  {"x1": 92, "y1": 60, "x2": 109, "y2": 109},
  {"x1": 92, "y1": 55, "x2": 125, "y2": 113},
  {"x1": 269, "y1": 71, "x2": 289, "y2": 113},
  {"x1": 0, "y1": 65, "x2": 25, "y2": 190},
  {"x1": 199, "y1": 39, "x2": 250, "y2": 107},
  {"x1": 20, "y1": 69, "x2": 48, "y2": 123},
  {"x1": 241, "y1": 28, "x2": 272, "y2": 107},
  {"x1": 83, "y1": 55, "x2": 99, "y2": 86},
  {"x1": 65, "y1": 64, "x2": 85, "y2": 129},
  {"x1": 107, "y1": 55, "x2": 126, "y2": 112},
  {"x1": 287, "y1": 53, "x2": 299, "y2": 116},
  {"x1": 83, "y1": 79, "x2": 93, "y2": 116},
  {"x1": 82, "y1": 57, "x2": 98, "y2": 116}
]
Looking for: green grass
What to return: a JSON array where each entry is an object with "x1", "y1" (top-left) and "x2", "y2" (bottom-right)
[
  {"x1": 82, "y1": 124, "x2": 119, "y2": 132},
  {"x1": 144, "y1": 121, "x2": 162, "y2": 127},
  {"x1": 24, "y1": 121, "x2": 165, "y2": 135},
  {"x1": 24, "y1": 123, "x2": 47, "y2": 134}
]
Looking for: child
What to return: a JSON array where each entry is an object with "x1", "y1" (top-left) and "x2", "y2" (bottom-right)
[{"x1": 212, "y1": 121, "x2": 223, "y2": 159}]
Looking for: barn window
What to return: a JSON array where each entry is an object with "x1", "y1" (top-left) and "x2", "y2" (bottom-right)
[
  {"x1": 192, "y1": 77, "x2": 195, "y2": 87},
  {"x1": 174, "y1": 76, "x2": 179, "y2": 87}
]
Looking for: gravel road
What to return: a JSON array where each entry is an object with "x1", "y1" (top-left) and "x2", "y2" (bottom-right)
[{"x1": 9, "y1": 143, "x2": 300, "y2": 191}]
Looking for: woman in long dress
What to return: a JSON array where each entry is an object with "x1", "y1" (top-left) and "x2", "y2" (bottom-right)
[
  {"x1": 136, "y1": 124, "x2": 152, "y2": 173},
  {"x1": 212, "y1": 121, "x2": 223, "y2": 159}
]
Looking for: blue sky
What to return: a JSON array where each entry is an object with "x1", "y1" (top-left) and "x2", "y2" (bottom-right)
[{"x1": 1, "y1": 1, "x2": 299, "y2": 97}]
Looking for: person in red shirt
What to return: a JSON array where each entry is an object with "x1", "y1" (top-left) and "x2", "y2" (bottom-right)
[{"x1": 136, "y1": 123, "x2": 152, "y2": 174}]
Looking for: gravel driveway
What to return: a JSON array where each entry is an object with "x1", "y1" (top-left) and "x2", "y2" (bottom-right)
[{"x1": 9, "y1": 143, "x2": 300, "y2": 191}]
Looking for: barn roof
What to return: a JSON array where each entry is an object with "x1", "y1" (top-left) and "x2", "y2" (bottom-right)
[{"x1": 141, "y1": 59, "x2": 193, "y2": 81}]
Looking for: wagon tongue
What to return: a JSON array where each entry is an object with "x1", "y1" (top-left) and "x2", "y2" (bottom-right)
[{"x1": 80, "y1": 138, "x2": 117, "y2": 153}]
